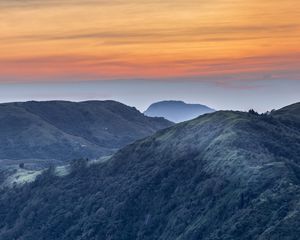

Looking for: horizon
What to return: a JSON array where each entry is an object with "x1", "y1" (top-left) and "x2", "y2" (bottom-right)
[
  {"x1": 0, "y1": 1, "x2": 299, "y2": 112},
  {"x1": 0, "y1": 79, "x2": 299, "y2": 113}
]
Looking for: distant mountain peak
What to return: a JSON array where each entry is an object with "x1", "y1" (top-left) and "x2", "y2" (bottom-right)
[{"x1": 144, "y1": 100, "x2": 215, "y2": 123}]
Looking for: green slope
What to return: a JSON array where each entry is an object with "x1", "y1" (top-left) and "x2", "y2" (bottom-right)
[
  {"x1": 0, "y1": 100, "x2": 173, "y2": 163},
  {"x1": 0, "y1": 103, "x2": 299, "y2": 240}
]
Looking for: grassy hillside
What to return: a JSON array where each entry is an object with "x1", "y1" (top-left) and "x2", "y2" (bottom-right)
[
  {"x1": 0, "y1": 103, "x2": 299, "y2": 240},
  {"x1": 0, "y1": 100, "x2": 173, "y2": 163}
]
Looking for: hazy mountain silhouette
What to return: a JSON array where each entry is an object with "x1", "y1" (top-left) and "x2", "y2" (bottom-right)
[
  {"x1": 0, "y1": 100, "x2": 173, "y2": 163},
  {"x1": 0, "y1": 103, "x2": 299, "y2": 239},
  {"x1": 144, "y1": 100, "x2": 215, "y2": 123}
]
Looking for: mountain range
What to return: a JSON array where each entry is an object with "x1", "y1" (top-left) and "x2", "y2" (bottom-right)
[
  {"x1": 144, "y1": 100, "x2": 215, "y2": 123},
  {"x1": 0, "y1": 100, "x2": 173, "y2": 165},
  {"x1": 0, "y1": 102, "x2": 299, "y2": 239}
]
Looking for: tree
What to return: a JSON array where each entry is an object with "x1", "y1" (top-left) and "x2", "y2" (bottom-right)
[
  {"x1": 248, "y1": 109, "x2": 259, "y2": 116},
  {"x1": 70, "y1": 158, "x2": 89, "y2": 174}
]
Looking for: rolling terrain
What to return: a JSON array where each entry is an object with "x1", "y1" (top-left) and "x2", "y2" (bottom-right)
[
  {"x1": 0, "y1": 103, "x2": 299, "y2": 239},
  {"x1": 0, "y1": 100, "x2": 173, "y2": 164}
]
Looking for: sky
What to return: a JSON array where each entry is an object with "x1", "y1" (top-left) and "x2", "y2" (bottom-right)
[{"x1": 0, "y1": 0, "x2": 299, "y2": 111}]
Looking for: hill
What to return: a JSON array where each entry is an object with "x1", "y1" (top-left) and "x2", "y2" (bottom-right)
[
  {"x1": 144, "y1": 100, "x2": 215, "y2": 123},
  {"x1": 0, "y1": 100, "x2": 173, "y2": 164},
  {"x1": 0, "y1": 103, "x2": 299, "y2": 239}
]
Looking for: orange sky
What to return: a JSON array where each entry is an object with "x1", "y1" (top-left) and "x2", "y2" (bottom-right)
[{"x1": 0, "y1": 0, "x2": 300, "y2": 82}]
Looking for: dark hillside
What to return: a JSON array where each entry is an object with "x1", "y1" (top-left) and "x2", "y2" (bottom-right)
[
  {"x1": 0, "y1": 103, "x2": 299, "y2": 240},
  {"x1": 0, "y1": 100, "x2": 173, "y2": 163}
]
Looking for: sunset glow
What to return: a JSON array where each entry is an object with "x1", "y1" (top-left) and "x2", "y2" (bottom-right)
[{"x1": 0, "y1": 0, "x2": 300, "y2": 82}]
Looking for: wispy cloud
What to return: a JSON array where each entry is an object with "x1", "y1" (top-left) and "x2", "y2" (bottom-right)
[
  {"x1": 0, "y1": 0, "x2": 299, "y2": 83},
  {"x1": 0, "y1": 0, "x2": 122, "y2": 8},
  {"x1": 0, "y1": 24, "x2": 297, "y2": 44}
]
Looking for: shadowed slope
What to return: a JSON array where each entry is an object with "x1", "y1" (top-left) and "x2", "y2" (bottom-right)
[
  {"x1": 0, "y1": 100, "x2": 173, "y2": 162},
  {"x1": 0, "y1": 103, "x2": 299, "y2": 240}
]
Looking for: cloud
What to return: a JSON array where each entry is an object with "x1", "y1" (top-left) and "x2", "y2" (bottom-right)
[
  {"x1": 0, "y1": 0, "x2": 299, "y2": 83},
  {"x1": 0, "y1": 24, "x2": 297, "y2": 45},
  {"x1": 0, "y1": 0, "x2": 122, "y2": 8},
  {"x1": 0, "y1": 52, "x2": 299, "y2": 83}
]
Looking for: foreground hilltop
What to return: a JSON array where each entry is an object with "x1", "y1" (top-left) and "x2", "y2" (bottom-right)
[
  {"x1": 144, "y1": 100, "x2": 215, "y2": 123},
  {"x1": 0, "y1": 100, "x2": 173, "y2": 163},
  {"x1": 0, "y1": 103, "x2": 300, "y2": 239}
]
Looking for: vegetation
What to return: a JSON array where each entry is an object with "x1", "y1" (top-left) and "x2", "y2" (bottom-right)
[
  {"x1": 0, "y1": 100, "x2": 173, "y2": 163},
  {"x1": 0, "y1": 103, "x2": 299, "y2": 239},
  {"x1": 19, "y1": 163, "x2": 25, "y2": 169}
]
